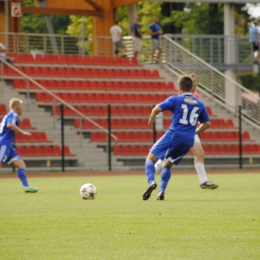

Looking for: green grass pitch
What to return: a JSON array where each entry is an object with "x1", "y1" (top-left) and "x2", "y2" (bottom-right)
[{"x1": 0, "y1": 173, "x2": 260, "y2": 260}]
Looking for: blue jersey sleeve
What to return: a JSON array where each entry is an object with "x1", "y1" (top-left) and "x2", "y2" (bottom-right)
[
  {"x1": 158, "y1": 96, "x2": 175, "y2": 112},
  {"x1": 6, "y1": 112, "x2": 18, "y2": 126},
  {"x1": 198, "y1": 104, "x2": 210, "y2": 123}
]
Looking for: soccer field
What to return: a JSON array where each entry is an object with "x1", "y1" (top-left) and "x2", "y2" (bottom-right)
[{"x1": 1, "y1": 172, "x2": 260, "y2": 260}]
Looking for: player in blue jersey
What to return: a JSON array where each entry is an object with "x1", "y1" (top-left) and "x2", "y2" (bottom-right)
[
  {"x1": 0, "y1": 98, "x2": 38, "y2": 193},
  {"x1": 143, "y1": 76, "x2": 210, "y2": 200},
  {"x1": 154, "y1": 74, "x2": 218, "y2": 196}
]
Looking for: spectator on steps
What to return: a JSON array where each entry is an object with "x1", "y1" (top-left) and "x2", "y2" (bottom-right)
[
  {"x1": 0, "y1": 42, "x2": 15, "y2": 64},
  {"x1": 132, "y1": 17, "x2": 142, "y2": 60},
  {"x1": 110, "y1": 21, "x2": 127, "y2": 58},
  {"x1": 149, "y1": 17, "x2": 162, "y2": 64}
]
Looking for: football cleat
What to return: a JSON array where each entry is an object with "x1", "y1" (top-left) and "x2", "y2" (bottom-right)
[
  {"x1": 143, "y1": 181, "x2": 157, "y2": 200},
  {"x1": 200, "y1": 181, "x2": 218, "y2": 189},
  {"x1": 157, "y1": 191, "x2": 165, "y2": 200},
  {"x1": 24, "y1": 186, "x2": 38, "y2": 193}
]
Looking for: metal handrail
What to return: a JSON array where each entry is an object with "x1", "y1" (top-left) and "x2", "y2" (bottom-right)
[
  {"x1": 162, "y1": 35, "x2": 260, "y2": 129},
  {"x1": 163, "y1": 35, "x2": 256, "y2": 97},
  {"x1": 0, "y1": 57, "x2": 118, "y2": 143}
]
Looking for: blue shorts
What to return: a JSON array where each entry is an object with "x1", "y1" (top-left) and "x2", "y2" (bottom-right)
[
  {"x1": 0, "y1": 144, "x2": 21, "y2": 164},
  {"x1": 150, "y1": 130, "x2": 192, "y2": 165}
]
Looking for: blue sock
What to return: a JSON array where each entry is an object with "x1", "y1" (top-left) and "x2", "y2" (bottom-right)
[
  {"x1": 17, "y1": 168, "x2": 29, "y2": 187},
  {"x1": 159, "y1": 167, "x2": 171, "y2": 192},
  {"x1": 145, "y1": 160, "x2": 155, "y2": 184}
]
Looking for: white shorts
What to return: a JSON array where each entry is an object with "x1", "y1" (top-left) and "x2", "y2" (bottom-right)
[
  {"x1": 194, "y1": 134, "x2": 201, "y2": 143},
  {"x1": 151, "y1": 39, "x2": 160, "y2": 50},
  {"x1": 133, "y1": 37, "x2": 142, "y2": 52}
]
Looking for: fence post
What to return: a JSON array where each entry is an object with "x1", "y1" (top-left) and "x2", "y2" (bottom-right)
[
  {"x1": 60, "y1": 104, "x2": 65, "y2": 172},
  {"x1": 238, "y1": 106, "x2": 242, "y2": 169},
  {"x1": 108, "y1": 105, "x2": 112, "y2": 171}
]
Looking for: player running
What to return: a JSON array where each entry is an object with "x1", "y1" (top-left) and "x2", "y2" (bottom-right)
[
  {"x1": 143, "y1": 76, "x2": 210, "y2": 200},
  {"x1": 154, "y1": 74, "x2": 218, "y2": 199},
  {"x1": 0, "y1": 98, "x2": 38, "y2": 193}
]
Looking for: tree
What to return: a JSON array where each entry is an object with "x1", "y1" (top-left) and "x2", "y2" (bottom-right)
[
  {"x1": 161, "y1": 3, "x2": 224, "y2": 35},
  {"x1": 21, "y1": 0, "x2": 70, "y2": 34}
]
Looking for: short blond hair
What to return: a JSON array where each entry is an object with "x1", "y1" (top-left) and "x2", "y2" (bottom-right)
[{"x1": 9, "y1": 98, "x2": 23, "y2": 109}]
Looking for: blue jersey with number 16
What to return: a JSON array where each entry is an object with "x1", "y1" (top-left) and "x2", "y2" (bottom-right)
[{"x1": 158, "y1": 93, "x2": 210, "y2": 146}]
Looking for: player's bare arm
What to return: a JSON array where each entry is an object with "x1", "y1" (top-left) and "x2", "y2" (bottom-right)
[
  {"x1": 255, "y1": 32, "x2": 258, "y2": 45},
  {"x1": 137, "y1": 28, "x2": 142, "y2": 38},
  {"x1": 148, "y1": 106, "x2": 162, "y2": 125},
  {"x1": 195, "y1": 121, "x2": 211, "y2": 135},
  {"x1": 7, "y1": 124, "x2": 31, "y2": 136}
]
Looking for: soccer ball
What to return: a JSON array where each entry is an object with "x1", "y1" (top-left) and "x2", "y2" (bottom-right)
[{"x1": 80, "y1": 183, "x2": 97, "y2": 200}]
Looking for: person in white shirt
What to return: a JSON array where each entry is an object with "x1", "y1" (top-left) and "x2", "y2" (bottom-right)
[
  {"x1": 110, "y1": 21, "x2": 127, "y2": 57},
  {"x1": 0, "y1": 42, "x2": 15, "y2": 64}
]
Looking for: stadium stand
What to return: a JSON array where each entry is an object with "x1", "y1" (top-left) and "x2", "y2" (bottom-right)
[{"x1": 1, "y1": 53, "x2": 259, "y2": 170}]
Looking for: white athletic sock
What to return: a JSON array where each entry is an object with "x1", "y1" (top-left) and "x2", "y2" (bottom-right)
[
  {"x1": 154, "y1": 159, "x2": 163, "y2": 174},
  {"x1": 194, "y1": 163, "x2": 208, "y2": 184}
]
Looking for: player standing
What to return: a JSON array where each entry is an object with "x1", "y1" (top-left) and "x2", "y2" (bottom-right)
[
  {"x1": 0, "y1": 98, "x2": 38, "y2": 193},
  {"x1": 143, "y1": 76, "x2": 210, "y2": 200},
  {"x1": 154, "y1": 74, "x2": 218, "y2": 197}
]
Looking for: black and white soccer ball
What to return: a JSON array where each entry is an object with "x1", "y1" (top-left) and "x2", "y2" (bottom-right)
[{"x1": 80, "y1": 183, "x2": 97, "y2": 200}]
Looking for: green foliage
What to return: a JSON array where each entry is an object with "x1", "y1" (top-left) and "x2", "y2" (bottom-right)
[
  {"x1": 137, "y1": 1, "x2": 162, "y2": 34},
  {"x1": 118, "y1": 6, "x2": 129, "y2": 35},
  {"x1": 241, "y1": 73, "x2": 260, "y2": 92},
  {"x1": 66, "y1": 16, "x2": 93, "y2": 54},
  {"x1": 162, "y1": 3, "x2": 224, "y2": 35},
  {"x1": 21, "y1": 0, "x2": 70, "y2": 34},
  {"x1": 1, "y1": 174, "x2": 260, "y2": 259},
  {"x1": 66, "y1": 16, "x2": 93, "y2": 37}
]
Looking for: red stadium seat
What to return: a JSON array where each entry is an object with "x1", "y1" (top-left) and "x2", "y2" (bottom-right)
[
  {"x1": 76, "y1": 55, "x2": 85, "y2": 65},
  {"x1": 42, "y1": 54, "x2": 52, "y2": 64},
  {"x1": 113, "y1": 82, "x2": 121, "y2": 90},
  {"x1": 51, "y1": 54, "x2": 60, "y2": 64},
  {"x1": 16, "y1": 146, "x2": 26, "y2": 156},
  {"x1": 67, "y1": 54, "x2": 76, "y2": 64},
  {"x1": 21, "y1": 118, "x2": 36, "y2": 129},
  {"x1": 144, "y1": 70, "x2": 152, "y2": 78},
  {"x1": 124, "y1": 132, "x2": 132, "y2": 142},
  {"x1": 65, "y1": 81, "x2": 73, "y2": 89},
  {"x1": 242, "y1": 131, "x2": 250, "y2": 141},
  {"x1": 64, "y1": 146, "x2": 76, "y2": 156},
  {"x1": 71, "y1": 93, "x2": 79, "y2": 102},
  {"x1": 151, "y1": 70, "x2": 160, "y2": 78},
  {"x1": 129, "y1": 70, "x2": 137, "y2": 78},
  {"x1": 39, "y1": 132, "x2": 51, "y2": 142},
  {"x1": 226, "y1": 119, "x2": 234, "y2": 128},
  {"x1": 66, "y1": 68, "x2": 74, "y2": 77},
  {"x1": 114, "y1": 145, "x2": 123, "y2": 155},
  {"x1": 25, "y1": 146, "x2": 35, "y2": 156},
  {"x1": 58, "y1": 67, "x2": 66, "y2": 77},
  {"x1": 60, "y1": 54, "x2": 68, "y2": 64},
  {"x1": 99, "y1": 69, "x2": 107, "y2": 78},
  {"x1": 35, "y1": 54, "x2": 43, "y2": 63},
  {"x1": 129, "y1": 82, "x2": 138, "y2": 91},
  {"x1": 44, "y1": 146, "x2": 54, "y2": 156},
  {"x1": 35, "y1": 146, "x2": 46, "y2": 156},
  {"x1": 0, "y1": 104, "x2": 7, "y2": 115},
  {"x1": 53, "y1": 146, "x2": 61, "y2": 156},
  {"x1": 89, "y1": 68, "x2": 99, "y2": 78},
  {"x1": 50, "y1": 67, "x2": 58, "y2": 76},
  {"x1": 73, "y1": 81, "x2": 82, "y2": 90},
  {"x1": 140, "y1": 145, "x2": 148, "y2": 155}
]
